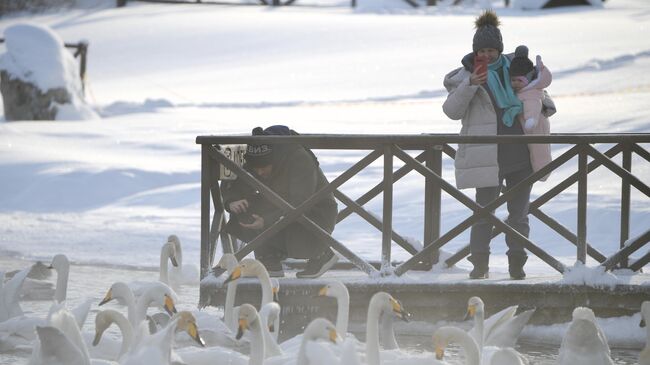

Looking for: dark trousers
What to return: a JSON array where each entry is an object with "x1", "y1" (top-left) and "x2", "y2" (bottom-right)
[{"x1": 469, "y1": 166, "x2": 533, "y2": 257}]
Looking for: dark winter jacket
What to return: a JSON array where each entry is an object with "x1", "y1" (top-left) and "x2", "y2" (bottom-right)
[{"x1": 222, "y1": 143, "x2": 338, "y2": 259}]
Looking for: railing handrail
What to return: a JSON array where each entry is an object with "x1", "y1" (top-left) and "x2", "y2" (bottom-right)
[
  {"x1": 197, "y1": 132, "x2": 650, "y2": 281},
  {"x1": 196, "y1": 133, "x2": 650, "y2": 149}
]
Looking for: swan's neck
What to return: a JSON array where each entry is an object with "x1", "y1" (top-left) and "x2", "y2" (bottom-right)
[
  {"x1": 336, "y1": 291, "x2": 349, "y2": 335},
  {"x1": 248, "y1": 316, "x2": 265, "y2": 365},
  {"x1": 366, "y1": 298, "x2": 382, "y2": 365},
  {"x1": 454, "y1": 328, "x2": 481, "y2": 365},
  {"x1": 134, "y1": 291, "x2": 156, "y2": 325},
  {"x1": 262, "y1": 319, "x2": 283, "y2": 358},
  {"x1": 380, "y1": 311, "x2": 399, "y2": 350},
  {"x1": 641, "y1": 323, "x2": 650, "y2": 361},
  {"x1": 159, "y1": 246, "x2": 171, "y2": 284},
  {"x1": 224, "y1": 280, "x2": 238, "y2": 332},
  {"x1": 54, "y1": 265, "x2": 69, "y2": 303},
  {"x1": 257, "y1": 270, "x2": 273, "y2": 306},
  {"x1": 474, "y1": 308, "x2": 485, "y2": 350},
  {"x1": 112, "y1": 313, "x2": 134, "y2": 359}
]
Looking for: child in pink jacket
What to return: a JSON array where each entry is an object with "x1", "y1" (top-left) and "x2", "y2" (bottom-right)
[{"x1": 510, "y1": 45, "x2": 553, "y2": 180}]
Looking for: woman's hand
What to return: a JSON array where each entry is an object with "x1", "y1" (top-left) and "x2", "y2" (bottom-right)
[
  {"x1": 470, "y1": 69, "x2": 487, "y2": 86},
  {"x1": 239, "y1": 214, "x2": 264, "y2": 230},
  {"x1": 228, "y1": 199, "x2": 249, "y2": 214}
]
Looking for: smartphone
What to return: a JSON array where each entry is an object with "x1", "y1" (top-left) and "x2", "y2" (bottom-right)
[
  {"x1": 237, "y1": 212, "x2": 256, "y2": 225},
  {"x1": 474, "y1": 55, "x2": 488, "y2": 76}
]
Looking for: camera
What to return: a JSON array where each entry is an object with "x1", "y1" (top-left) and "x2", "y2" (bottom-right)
[{"x1": 237, "y1": 212, "x2": 256, "y2": 225}]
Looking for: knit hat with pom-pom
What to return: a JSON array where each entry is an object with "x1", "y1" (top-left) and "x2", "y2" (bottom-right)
[
  {"x1": 510, "y1": 45, "x2": 535, "y2": 81},
  {"x1": 472, "y1": 10, "x2": 503, "y2": 53}
]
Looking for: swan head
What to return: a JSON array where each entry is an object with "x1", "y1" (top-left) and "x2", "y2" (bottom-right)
[
  {"x1": 572, "y1": 307, "x2": 596, "y2": 322},
  {"x1": 217, "y1": 254, "x2": 239, "y2": 273},
  {"x1": 224, "y1": 258, "x2": 264, "y2": 285},
  {"x1": 173, "y1": 311, "x2": 205, "y2": 347},
  {"x1": 161, "y1": 242, "x2": 179, "y2": 267},
  {"x1": 641, "y1": 301, "x2": 650, "y2": 327},
  {"x1": 93, "y1": 309, "x2": 121, "y2": 346},
  {"x1": 271, "y1": 278, "x2": 280, "y2": 303},
  {"x1": 48, "y1": 254, "x2": 69, "y2": 272},
  {"x1": 371, "y1": 292, "x2": 411, "y2": 322},
  {"x1": 99, "y1": 282, "x2": 132, "y2": 306},
  {"x1": 317, "y1": 280, "x2": 347, "y2": 299},
  {"x1": 432, "y1": 326, "x2": 475, "y2": 361},
  {"x1": 236, "y1": 303, "x2": 260, "y2": 340},
  {"x1": 166, "y1": 235, "x2": 182, "y2": 258},
  {"x1": 304, "y1": 318, "x2": 339, "y2": 344},
  {"x1": 260, "y1": 302, "x2": 281, "y2": 333},
  {"x1": 466, "y1": 296, "x2": 485, "y2": 319}
]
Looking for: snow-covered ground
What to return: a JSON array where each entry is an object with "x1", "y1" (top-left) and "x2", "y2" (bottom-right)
[{"x1": 0, "y1": 0, "x2": 649, "y2": 363}]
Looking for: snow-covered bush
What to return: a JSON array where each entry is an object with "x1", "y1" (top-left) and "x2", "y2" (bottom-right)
[
  {"x1": 0, "y1": 0, "x2": 75, "y2": 17},
  {"x1": 0, "y1": 23, "x2": 98, "y2": 120}
]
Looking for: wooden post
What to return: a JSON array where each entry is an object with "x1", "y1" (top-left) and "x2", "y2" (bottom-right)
[
  {"x1": 381, "y1": 145, "x2": 394, "y2": 275},
  {"x1": 620, "y1": 143, "x2": 631, "y2": 268},
  {"x1": 423, "y1": 145, "x2": 442, "y2": 267},
  {"x1": 427, "y1": 0, "x2": 437, "y2": 5},
  {"x1": 200, "y1": 144, "x2": 212, "y2": 280},
  {"x1": 116, "y1": 0, "x2": 127, "y2": 7},
  {"x1": 577, "y1": 147, "x2": 588, "y2": 264}
]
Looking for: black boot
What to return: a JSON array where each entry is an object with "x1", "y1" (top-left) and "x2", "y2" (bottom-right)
[
  {"x1": 508, "y1": 254, "x2": 528, "y2": 280},
  {"x1": 468, "y1": 254, "x2": 489, "y2": 279}
]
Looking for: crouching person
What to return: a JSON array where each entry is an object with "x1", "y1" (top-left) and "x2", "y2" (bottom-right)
[{"x1": 222, "y1": 126, "x2": 339, "y2": 279}]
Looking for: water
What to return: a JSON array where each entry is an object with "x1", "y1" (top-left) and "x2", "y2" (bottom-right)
[{"x1": 0, "y1": 256, "x2": 643, "y2": 364}]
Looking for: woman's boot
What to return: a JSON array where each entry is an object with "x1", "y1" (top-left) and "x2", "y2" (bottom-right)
[{"x1": 508, "y1": 254, "x2": 528, "y2": 280}]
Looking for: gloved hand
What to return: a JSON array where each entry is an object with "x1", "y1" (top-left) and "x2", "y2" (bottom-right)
[
  {"x1": 536, "y1": 55, "x2": 544, "y2": 72},
  {"x1": 525, "y1": 118, "x2": 538, "y2": 130}
]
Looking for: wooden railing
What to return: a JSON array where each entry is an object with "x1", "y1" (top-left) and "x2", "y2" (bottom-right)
[{"x1": 196, "y1": 133, "x2": 650, "y2": 279}]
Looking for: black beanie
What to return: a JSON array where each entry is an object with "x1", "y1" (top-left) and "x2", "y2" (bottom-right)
[
  {"x1": 245, "y1": 127, "x2": 273, "y2": 168},
  {"x1": 473, "y1": 10, "x2": 503, "y2": 53},
  {"x1": 509, "y1": 45, "x2": 535, "y2": 79}
]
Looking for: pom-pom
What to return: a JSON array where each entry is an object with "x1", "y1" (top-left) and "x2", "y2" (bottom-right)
[
  {"x1": 474, "y1": 10, "x2": 500, "y2": 29},
  {"x1": 514, "y1": 45, "x2": 529, "y2": 59},
  {"x1": 252, "y1": 127, "x2": 265, "y2": 135}
]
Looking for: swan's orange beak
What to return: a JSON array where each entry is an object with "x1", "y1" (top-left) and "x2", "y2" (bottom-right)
[
  {"x1": 465, "y1": 305, "x2": 476, "y2": 320},
  {"x1": 273, "y1": 286, "x2": 280, "y2": 303},
  {"x1": 236, "y1": 318, "x2": 248, "y2": 340},
  {"x1": 329, "y1": 328, "x2": 339, "y2": 344},
  {"x1": 187, "y1": 322, "x2": 205, "y2": 347},
  {"x1": 435, "y1": 346, "x2": 445, "y2": 360},
  {"x1": 164, "y1": 294, "x2": 177, "y2": 316},
  {"x1": 224, "y1": 266, "x2": 242, "y2": 285},
  {"x1": 391, "y1": 298, "x2": 411, "y2": 322},
  {"x1": 98, "y1": 289, "x2": 113, "y2": 306}
]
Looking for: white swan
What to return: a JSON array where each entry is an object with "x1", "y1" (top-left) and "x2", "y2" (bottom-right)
[
  {"x1": 216, "y1": 253, "x2": 239, "y2": 332},
  {"x1": 49, "y1": 254, "x2": 70, "y2": 303},
  {"x1": 120, "y1": 311, "x2": 204, "y2": 365},
  {"x1": 466, "y1": 296, "x2": 533, "y2": 349},
  {"x1": 98, "y1": 281, "x2": 177, "y2": 328},
  {"x1": 29, "y1": 303, "x2": 117, "y2": 365},
  {"x1": 166, "y1": 235, "x2": 200, "y2": 287},
  {"x1": 90, "y1": 309, "x2": 134, "y2": 361},
  {"x1": 0, "y1": 268, "x2": 29, "y2": 321},
  {"x1": 557, "y1": 307, "x2": 613, "y2": 365},
  {"x1": 259, "y1": 301, "x2": 283, "y2": 358},
  {"x1": 433, "y1": 326, "x2": 526, "y2": 365},
  {"x1": 158, "y1": 240, "x2": 178, "y2": 287},
  {"x1": 364, "y1": 292, "x2": 410, "y2": 365},
  {"x1": 640, "y1": 301, "x2": 650, "y2": 365},
  {"x1": 224, "y1": 258, "x2": 275, "y2": 308},
  {"x1": 14, "y1": 261, "x2": 55, "y2": 300},
  {"x1": 317, "y1": 280, "x2": 349, "y2": 336}
]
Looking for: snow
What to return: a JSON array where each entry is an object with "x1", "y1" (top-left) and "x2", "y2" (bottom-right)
[
  {"x1": 0, "y1": 0, "x2": 649, "y2": 361},
  {"x1": 0, "y1": 22, "x2": 98, "y2": 120}
]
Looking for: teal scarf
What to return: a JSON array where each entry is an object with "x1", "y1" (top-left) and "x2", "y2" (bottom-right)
[{"x1": 486, "y1": 55, "x2": 522, "y2": 127}]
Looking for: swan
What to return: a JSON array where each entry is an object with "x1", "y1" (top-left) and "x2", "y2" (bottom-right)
[
  {"x1": 224, "y1": 258, "x2": 276, "y2": 308},
  {"x1": 433, "y1": 326, "x2": 526, "y2": 365},
  {"x1": 466, "y1": 296, "x2": 534, "y2": 349},
  {"x1": 29, "y1": 303, "x2": 118, "y2": 365},
  {"x1": 259, "y1": 301, "x2": 283, "y2": 357},
  {"x1": 49, "y1": 254, "x2": 70, "y2": 303},
  {"x1": 167, "y1": 235, "x2": 200, "y2": 287},
  {"x1": 120, "y1": 311, "x2": 205, "y2": 365},
  {"x1": 640, "y1": 301, "x2": 650, "y2": 365},
  {"x1": 98, "y1": 281, "x2": 177, "y2": 328},
  {"x1": 158, "y1": 240, "x2": 179, "y2": 287},
  {"x1": 13, "y1": 261, "x2": 55, "y2": 300},
  {"x1": 0, "y1": 268, "x2": 29, "y2": 321},
  {"x1": 216, "y1": 253, "x2": 239, "y2": 332},
  {"x1": 90, "y1": 309, "x2": 134, "y2": 361},
  {"x1": 557, "y1": 307, "x2": 613, "y2": 365},
  {"x1": 317, "y1": 280, "x2": 349, "y2": 335},
  {"x1": 364, "y1": 292, "x2": 410, "y2": 365}
]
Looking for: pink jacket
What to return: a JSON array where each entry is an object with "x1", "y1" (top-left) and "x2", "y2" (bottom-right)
[{"x1": 517, "y1": 63, "x2": 552, "y2": 180}]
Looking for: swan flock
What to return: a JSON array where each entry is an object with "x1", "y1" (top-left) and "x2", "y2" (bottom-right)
[{"x1": 1, "y1": 235, "x2": 646, "y2": 364}]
